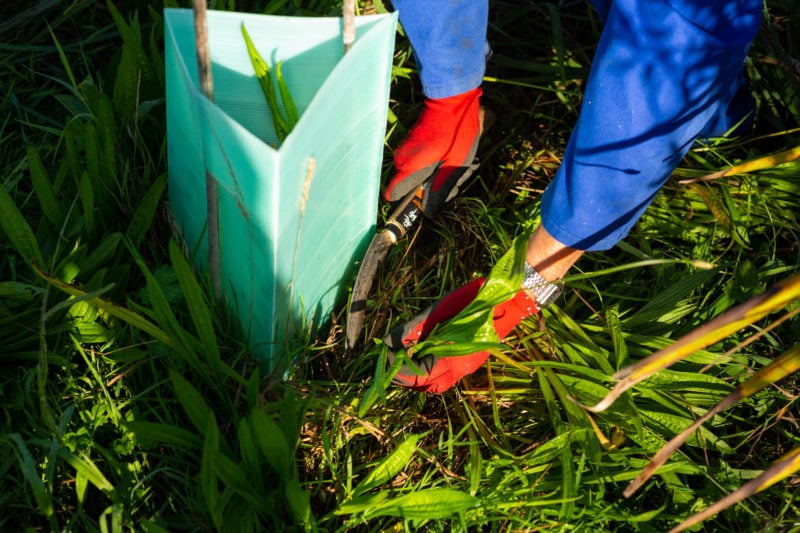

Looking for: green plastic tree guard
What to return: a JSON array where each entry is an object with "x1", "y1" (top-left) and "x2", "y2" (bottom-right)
[{"x1": 164, "y1": 8, "x2": 398, "y2": 372}]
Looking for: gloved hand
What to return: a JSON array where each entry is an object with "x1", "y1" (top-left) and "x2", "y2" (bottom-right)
[
  {"x1": 384, "y1": 87, "x2": 482, "y2": 216},
  {"x1": 384, "y1": 277, "x2": 540, "y2": 394}
]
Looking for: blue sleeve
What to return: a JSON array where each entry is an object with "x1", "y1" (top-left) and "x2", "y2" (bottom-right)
[
  {"x1": 541, "y1": 0, "x2": 762, "y2": 251},
  {"x1": 392, "y1": 0, "x2": 488, "y2": 99}
]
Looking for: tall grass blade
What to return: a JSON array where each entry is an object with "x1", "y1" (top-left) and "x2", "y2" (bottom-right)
[
  {"x1": 33, "y1": 264, "x2": 173, "y2": 346},
  {"x1": 169, "y1": 369, "x2": 213, "y2": 437},
  {"x1": 6, "y1": 434, "x2": 54, "y2": 518},
  {"x1": 680, "y1": 144, "x2": 800, "y2": 184},
  {"x1": 249, "y1": 408, "x2": 292, "y2": 479},
  {"x1": 126, "y1": 240, "x2": 205, "y2": 372},
  {"x1": 0, "y1": 181, "x2": 45, "y2": 267},
  {"x1": 200, "y1": 414, "x2": 223, "y2": 529},
  {"x1": 78, "y1": 171, "x2": 95, "y2": 237},
  {"x1": 27, "y1": 146, "x2": 64, "y2": 227},
  {"x1": 668, "y1": 446, "x2": 800, "y2": 533},
  {"x1": 125, "y1": 421, "x2": 203, "y2": 450},
  {"x1": 58, "y1": 448, "x2": 116, "y2": 495},
  {"x1": 169, "y1": 239, "x2": 222, "y2": 377},
  {"x1": 625, "y1": 342, "x2": 800, "y2": 497},
  {"x1": 46, "y1": 25, "x2": 78, "y2": 90},
  {"x1": 588, "y1": 273, "x2": 800, "y2": 412},
  {"x1": 126, "y1": 173, "x2": 167, "y2": 248}
]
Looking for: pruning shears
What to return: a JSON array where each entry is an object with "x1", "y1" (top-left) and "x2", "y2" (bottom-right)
[
  {"x1": 345, "y1": 185, "x2": 426, "y2": 349},
  {"x1": 345, "y1": 108, "x2": 491, "y2": 349}
]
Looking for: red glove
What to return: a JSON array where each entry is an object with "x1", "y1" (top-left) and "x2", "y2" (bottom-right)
[
  {"x1": 384, "y1": 278, "x2": 540, "y2": 394},
  {"x1": 384, "y1": 87, "x2": 482, "y2": 216}
]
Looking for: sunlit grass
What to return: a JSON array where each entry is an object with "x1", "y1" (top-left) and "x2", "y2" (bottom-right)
[{"x1": 0, "y1": 0, "x2": 798, "y2": 531}]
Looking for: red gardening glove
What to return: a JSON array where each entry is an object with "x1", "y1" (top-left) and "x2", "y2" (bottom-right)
[
  {"x1": 384, "y1": 87, "x2": 482, "y2": 216},
  {"x1": 384, "y1": 278, "x2": 540, "y2": 394}
]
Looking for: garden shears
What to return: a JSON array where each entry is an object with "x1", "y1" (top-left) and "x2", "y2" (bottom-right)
[
  {"x1": 345, "y1": 184, "x2": 427, "y2": 350},
  {"x1": 345, "y1": 108, "x2": 492, "y2": 349}
]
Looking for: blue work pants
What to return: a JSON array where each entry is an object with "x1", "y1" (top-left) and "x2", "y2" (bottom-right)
[{"x1": 393, "y1": 0, "x2": 762, "y2": 250}]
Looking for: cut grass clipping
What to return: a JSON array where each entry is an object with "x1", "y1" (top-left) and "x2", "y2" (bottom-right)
[{"x1": 241, "y1": 22, "x2": 299, "y2": 143}]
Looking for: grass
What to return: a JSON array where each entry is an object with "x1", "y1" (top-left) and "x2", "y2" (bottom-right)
[{"x1": 1, "y1": 0, "x2": 799, "y2": 531}]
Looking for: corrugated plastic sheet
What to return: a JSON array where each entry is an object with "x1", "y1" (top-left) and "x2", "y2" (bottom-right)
[{"x1": 165, "y1": 8, "x2": 397, "y2": 372}]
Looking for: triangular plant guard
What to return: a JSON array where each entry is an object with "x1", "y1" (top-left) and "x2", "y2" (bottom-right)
[{"x1": 164, "y1": 8, "x2": 398, "y2": 372}]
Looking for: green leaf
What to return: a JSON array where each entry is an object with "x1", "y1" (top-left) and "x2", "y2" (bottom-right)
[
  {"x1": 127, "y1": 173, "x2": 167, "y2": 248},
  {"x1": 275, "y1": 61, "x2": 299, "y2": 128},
  {"x1": 80, "y1": 232, "x2": 123, "y2": 276},
  {"x1": 635, "y1": 368, "x2": 733, "y2": 395},
  {"x1": 521, "y1": 431, "x2": 573, "y2": 466},
  {"x1": 212, "y1": 451, "x2": 257, "y2": 500},
  {"x1": 75, "y1": 472, "x2": 89, "y2": 506},
  {"x1": 358, "y1": 342, "x2": 401, "y2": 417},
  {"x1": 170, "y1": 369, "x2": 213, "y2": 437},
  {"x1": 7, "y1": 434, "x2": 54, "y2": 517},
  {"x1": 241, "y1": 22, "x2": 290, "y2": 142},
  {"x1": 0, "y1": 181, "x2": 45, "y2": 267},
  {"x1": 353, "y1": 432, "x2": 427, "y2": 496},
  {"x1": 34, "y1": 265, "x2": 173, "y2": 346},
  {"x1": 126, "y1": 240, "x2": 205, "y2": 372},
  {"x1": 212, "y1": 451, "x2": 271, "y2": 513},
  {"x1": 236, "y1": 419, "x2": 260, "y2": 476},
  {"x1": 366, "y1": 488, "x2": 479, "y2": 519},
  {"x1": 334, "y1": 492, "x2": 389, "y2": 515},
  {"x1": 200, "y1": 414, "x2": 223, "y2": 529},
  {"x1": 78, "y1": 171, "x2": 95, "y2": 237},
  {"x1": 58, "y1": 448, "x2": 115, "y2": 495},
  {"x1": 125, "y1": 421, "x2": 202, "y2": 450},
  {"x1": 413, "y1": 233, "x2": 529, "y2": 359},
  {"x1": 27, "y1": 146, "x2": 64, "y2": 227},
  {"x1": 140, "y1": 520, "x2": 171, "y2": 533},
  {"x1": 107, "y1": 0, "x2": 158, "y2": 115},
  {"x1": 626, "y1": 267, "x2": 720, "y2": 327},
  {"x1": 0, "y1": 281, "x2": 42, "y2": 301},
  {"x1": 641, "y1": 409, "x2": 732, "y2": 453},
  {"x1": 169, "y1": 239, "x2": 221, "y2": 375},
  {"x1": 412, "y1": 339, "x2": 504, "y2": 358},
  {"x1": 548, "y1": 305, "x2": 615, "y2": 374},
  {"x1": 249, "y1": 408, "x2": 292, "y2": 479},
  {"x1": 284, "y1": 478, "x2": 311, "y2": 526}
]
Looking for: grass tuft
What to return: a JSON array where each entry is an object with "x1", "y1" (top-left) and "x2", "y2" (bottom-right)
[{"x1": 0, "y1": 1, "x2": 798, "y2": 531}]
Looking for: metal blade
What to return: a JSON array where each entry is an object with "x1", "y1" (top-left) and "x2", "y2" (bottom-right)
[
  {"x1": 345, "y1": 229, "x2": 393, "y2": 349},
  {"x1": 345, "y1": 186, "x2": 425, "y2": 349}
]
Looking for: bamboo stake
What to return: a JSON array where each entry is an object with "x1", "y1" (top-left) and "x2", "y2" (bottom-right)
[
  {"x1": 343, "y1": 0, "x2": 356, "y2": 54},
  {"x1": 192, "y1": 0, "x2": 222, "y2": 302}
]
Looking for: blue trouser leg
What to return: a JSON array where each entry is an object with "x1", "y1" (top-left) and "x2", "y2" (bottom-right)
[
  {"x1": 540, "y1": 0, "x2": 762, "y2": 251},
  {"x1": 393, "y1": 0, "x2": 488, "y2": 99},
  {"x1": 396, "y1": 0, "x2": 761, "y2": 251}
]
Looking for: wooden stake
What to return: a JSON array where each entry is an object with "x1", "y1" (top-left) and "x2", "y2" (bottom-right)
[
  {"x1": 192, "y1": 0, "x2": 222, "y2": 302},
  {"x1": 343, "y1": 0, "x2": 356, "y2": 54}
]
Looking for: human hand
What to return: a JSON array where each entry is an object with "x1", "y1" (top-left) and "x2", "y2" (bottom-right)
[
  {"x1": 383, "y1": 87, "x2": 482, "y2": 217},
  {"x1": 384, "y1": 277, "x2": 540, "y2": 393}
]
